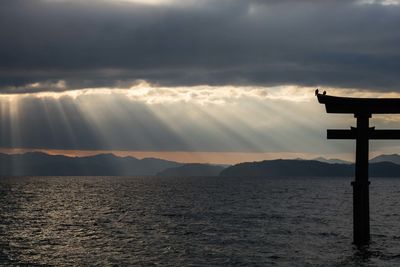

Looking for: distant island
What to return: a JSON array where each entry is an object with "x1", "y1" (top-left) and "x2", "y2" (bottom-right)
[
  {"x1": 1, "y1": 152, "x2": 400, "y2": 177},
  {"x1": 220, "y1": 159, "x2": 400, "y2": 178}
]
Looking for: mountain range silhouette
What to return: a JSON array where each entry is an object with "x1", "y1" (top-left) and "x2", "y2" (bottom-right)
[{"x1": 0, "y1": 152, "x2": 400, "y2": 177}]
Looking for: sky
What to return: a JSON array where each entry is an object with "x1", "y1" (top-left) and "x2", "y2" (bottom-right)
[{"x1": 1, "y1": 0, "x2": 400, "y2": 164}]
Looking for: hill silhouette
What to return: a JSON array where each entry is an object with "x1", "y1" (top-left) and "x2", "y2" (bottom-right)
[
  {"x1": 312, "y1": 157, "x2": 352, "y2": 165},
  {"x1": 220, "y1": 159, "x2": 400, "y2": 178},
  {"x1": 0, "y1": 152, "x2": 181, "y2": 176},
  {"x1": 2, "y1": 152, "x2": 400, "y2": 177},
  {"x1": 220, "y1": 159, "x2": 353, "y2": 177},
  {"x1": 370, "y1": 154, "x2": 400, "y2": 165}
]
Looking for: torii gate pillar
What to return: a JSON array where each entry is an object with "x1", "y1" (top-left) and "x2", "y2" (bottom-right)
[
  {"x1": 352, "y1": 113, "x2": 370, "y2": 245},
  {"x1": 317, "y1": 93, "x2": 400, "y2": 246}
]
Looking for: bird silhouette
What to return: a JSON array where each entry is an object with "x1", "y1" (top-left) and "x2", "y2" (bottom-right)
[
  {"x1": 315, "y1": 89, "x2": 319, "y2": 96},
  {"x1": 323, "y1": 91, "x2": 326, "y2": 95}
]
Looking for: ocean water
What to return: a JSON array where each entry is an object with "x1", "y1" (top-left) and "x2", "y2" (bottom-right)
[{"x1": 1, "y1": 176, "x2": 400, "y2": 266}]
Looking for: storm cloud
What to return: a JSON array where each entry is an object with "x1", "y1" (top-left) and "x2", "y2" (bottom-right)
[{"x1": 1, "y1": 0, "x2": 400, "y2": 92}]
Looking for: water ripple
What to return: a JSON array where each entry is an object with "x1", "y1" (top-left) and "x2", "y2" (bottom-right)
[{"x1": 1, "y1": 176, "x2": 400, "y2": 266}]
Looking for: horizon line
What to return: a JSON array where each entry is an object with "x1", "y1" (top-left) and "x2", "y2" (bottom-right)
[{"x1": 0, "y1": 147, "x2": 363, "y2": 164}]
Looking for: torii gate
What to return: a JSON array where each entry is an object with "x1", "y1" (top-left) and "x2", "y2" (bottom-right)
[{"x1": 317, "y1": 92, "x2": 400, "y2": 246}]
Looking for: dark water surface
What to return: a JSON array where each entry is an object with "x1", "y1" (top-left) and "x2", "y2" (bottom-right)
[{"x1": 1, "y1": 176, "x2": 400, "y2": 266}]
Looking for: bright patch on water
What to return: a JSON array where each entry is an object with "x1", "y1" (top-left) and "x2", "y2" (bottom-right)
[{"x1": 1, "y1": 176, "x2": 400, "y2": 266}]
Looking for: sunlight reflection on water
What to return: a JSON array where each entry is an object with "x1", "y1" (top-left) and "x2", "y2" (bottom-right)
[{"x1": 1, "y1": 176, "x2": 400, "y2": 266}]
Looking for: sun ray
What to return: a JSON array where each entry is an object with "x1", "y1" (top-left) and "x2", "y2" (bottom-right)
[{"x1": 0, "y1": 83, "x2": 393, "y2": 163}]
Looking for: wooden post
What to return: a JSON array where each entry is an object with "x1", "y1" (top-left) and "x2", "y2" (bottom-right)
[{"x1": 352, "y1": 113, "x2": 370, "y2": 246}]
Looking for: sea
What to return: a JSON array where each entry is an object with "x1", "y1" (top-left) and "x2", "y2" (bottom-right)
[{"x1": 1, "y1": 176, "x2": 400, "y2": 266}]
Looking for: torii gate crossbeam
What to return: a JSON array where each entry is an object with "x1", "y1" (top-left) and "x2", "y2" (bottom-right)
[{"x1": 317, "y1": 93, "x2": 400, "y2": 246}]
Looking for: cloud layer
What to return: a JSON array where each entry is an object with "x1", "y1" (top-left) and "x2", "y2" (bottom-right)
[
  {"x1": 1, "y1": 0, "x2": 400, "y2": 92},
  {"x1": 2, "y1": 86, "x2": 400, "y2": 155}
]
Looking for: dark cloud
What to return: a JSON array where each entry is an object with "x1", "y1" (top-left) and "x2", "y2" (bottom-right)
[{"x1": 1, "y1": 0, "x2": 400, "y2": 91}]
